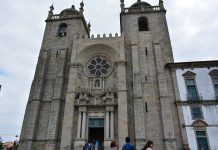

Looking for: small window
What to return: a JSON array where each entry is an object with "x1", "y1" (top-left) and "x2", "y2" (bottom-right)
[
  {"x1": 196, "y1": 131, "x2": 209, "y2": 150},
  {"x1": 138, "y1": 17, "x2": 149, "y2": 31},
  {"x1": 58, "y1": 23, "x2": 67, "y2": 37},
  {"x1": 191, "y1": 106, "x2": 203, "y2": 119}
]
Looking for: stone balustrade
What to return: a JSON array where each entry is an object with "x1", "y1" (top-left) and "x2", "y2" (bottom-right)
[
  {"x1": 123, "y1": 5, "x2": 162, "y2": 13},
  {"x1": 50, "y1": 13, "x2": 83, "y2": 20}
]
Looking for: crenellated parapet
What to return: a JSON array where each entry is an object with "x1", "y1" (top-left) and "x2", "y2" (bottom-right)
[{"x1": 73, "y1": 33, "x2": 122, "y2": 40}]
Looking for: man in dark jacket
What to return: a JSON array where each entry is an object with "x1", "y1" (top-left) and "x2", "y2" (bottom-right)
[{"x1": 122, "y1": 137, "x2": 134, "y2": 150}]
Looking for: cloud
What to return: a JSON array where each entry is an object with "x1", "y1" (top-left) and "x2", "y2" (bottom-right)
[{"x1": 166, "y1": 0, "x2": 218, "y2": 61}]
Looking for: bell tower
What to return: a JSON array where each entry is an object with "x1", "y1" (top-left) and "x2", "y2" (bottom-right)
[
  {"x1": 120, "y1": 0, "x2": 182, "y2": 149},
  {"x1": 18, "y1": 3, "x2": 90, "y2": 150}
]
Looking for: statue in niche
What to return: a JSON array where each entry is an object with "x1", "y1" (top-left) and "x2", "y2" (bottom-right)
[
  {"x1": 95, "y1": 79, "x2": 100, "y2": 87},
  {"x1": 104, "y1": 90, "x2": 114, "y2": 104},
  {"x1": 79, "y1": 92, "x2": 86, "y2": 100}
]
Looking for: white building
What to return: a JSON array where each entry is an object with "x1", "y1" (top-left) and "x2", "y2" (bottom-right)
[{"x1": 167, "y1": 61, "x2": 218, "y2": 150}]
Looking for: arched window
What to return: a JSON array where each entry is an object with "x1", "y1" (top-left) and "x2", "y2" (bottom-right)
[
  {"x1": 58, "y1": 23, "x2": 67, "y2": 37},
  {"x1": 182, "y1": 71, "x2": 199, "y2": 100},
  {"x1": 138, "y1": 17, "x2": 149, "y2": 31},
  {"x1": 192, "y1": 120, "x2": 210, "y2": 150}
]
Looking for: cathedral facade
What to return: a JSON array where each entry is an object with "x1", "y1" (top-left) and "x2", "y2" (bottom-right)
[{"x1": 18, "y1": 1, "x2": 185, "y2": 150}]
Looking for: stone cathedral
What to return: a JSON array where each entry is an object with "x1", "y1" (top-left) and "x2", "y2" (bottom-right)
[{"x1": 19, "y1": 0, "x2": 185, "y2": 150}]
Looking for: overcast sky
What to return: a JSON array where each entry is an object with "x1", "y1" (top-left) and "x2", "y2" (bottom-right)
[{"x1": 0, "y1": 0, "x2": 218, "y2": 142}]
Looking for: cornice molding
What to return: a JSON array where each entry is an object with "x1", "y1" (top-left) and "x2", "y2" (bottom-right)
[
  {"x1": 166, "y1": 60, "x2": 218, "y2": 70},
  {"x1": 175, "y1": 100, "x2": 218, "y2": 106}
]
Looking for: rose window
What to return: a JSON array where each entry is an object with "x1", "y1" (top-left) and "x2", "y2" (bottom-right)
[{"x1": 87, "y1": 56, "x2": 112, "y2": 77}]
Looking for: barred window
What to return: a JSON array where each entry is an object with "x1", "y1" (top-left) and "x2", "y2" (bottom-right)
[
  {"x1": 191, "y1": 106, "x2": 203, "y2": 119},
  {"x1": 186, "y1": 79, "x2": 198, "y2": 100}
]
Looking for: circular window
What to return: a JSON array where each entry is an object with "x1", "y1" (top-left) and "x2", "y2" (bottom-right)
[{"x1": 87, "y1": 56, "x2": 112, "y2": 77}]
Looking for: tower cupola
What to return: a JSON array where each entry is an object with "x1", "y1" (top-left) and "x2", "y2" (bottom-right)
[
  {"x1": 60, "y1": 5, "x2": 80, "y2": 16},
  {"x1": 130, "y1": 0, "x2": 151, "y2": 8}
]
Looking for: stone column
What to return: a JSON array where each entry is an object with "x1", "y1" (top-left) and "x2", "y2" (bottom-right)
[
  {"x1": 81, "y1": 110, "x2": 86, "y2": 138},
  {"x1": 116, "y1": 60, "x2": 128, "y2": 148},
  {"x1": 77, "y1": 112, "x2": 82, "y2": 138},
  {"x1": 105, "y1": 111, "x2": 110, "y2": 139},
  {"x1": 60, "y1": 63, "x2": 79, "y2": 150},
  {"x1": 110, "y1": 111, "x2": 114, "y2": 139},
  {"x1": 74, "y1": 107, "x2": 86, "y2": 149},
  {"x1": 153, "y1": 43, "x2": 177, "y2": 149}
]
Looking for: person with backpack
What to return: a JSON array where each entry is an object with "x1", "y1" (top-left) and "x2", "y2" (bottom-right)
[
  {"x1": 122, "y1": 137, "x2": 134, "y2": 150},
  {"x1": 84, "y1": 140, "x2": 92, "y2": 150}
]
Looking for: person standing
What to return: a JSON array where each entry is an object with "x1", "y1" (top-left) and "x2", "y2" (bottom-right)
[
  {"x1": 95, "y1": 140, "x2": 101, "y2": 150},
  {"x1": 84, "y1": 140, "x2": 92, "y2": 150},
  {"x1": 142, "y1": 141, "x2": 154, "y2": 150},
  {"x1": 122, "y1": 137, "x2": 134, "y2": 150},
  {"x1": 183, "y1": 144, "x2": 190, "y2": 150},
  {"x1": 110, "y1": 140, "x2": 118, "y2": 150}
]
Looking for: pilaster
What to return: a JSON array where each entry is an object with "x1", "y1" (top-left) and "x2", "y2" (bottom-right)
[
  {"x1": 46, "y1": 49, "x2": 66, "y2": 150},
  {"x1": 18, "y1": 51, "x2": 48, "y2": 150},
  {"x1": 60, "y1": 63, "x2": 79, "y2": 150},
  {"x1": 131, "y1": 44, "x2": 146, "y2": 149},
  {"x1": 171, "y1": 69, "x2": 189, "y2": 145},
  {"x1": 153, "y1": 43, "x2": 177, "y2": 149},
  {"x1": 116, "y1": 61, "x2": 128, "y2": 149}
]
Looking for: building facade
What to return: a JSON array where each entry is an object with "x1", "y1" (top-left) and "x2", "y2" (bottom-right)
[
  {"x1": 18, "y1": 0, "x2": 188, "y2": 150},
  {"x1": 167, "y1": 61, "x2": 218, "y2": 150}
]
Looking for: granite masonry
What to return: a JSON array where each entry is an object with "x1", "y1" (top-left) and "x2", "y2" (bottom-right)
[{"x1": 18, "y1": 1, "x2": 187, "y2": 150}]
